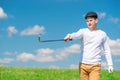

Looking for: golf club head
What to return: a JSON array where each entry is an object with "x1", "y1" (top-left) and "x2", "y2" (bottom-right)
[{"x1": 38, "y1": 35, "x2": 40, "y2": 42}]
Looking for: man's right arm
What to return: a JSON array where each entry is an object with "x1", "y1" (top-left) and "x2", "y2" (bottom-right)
[{"x1": 64, "y1": 29, "x2": 83, "y2": 42}]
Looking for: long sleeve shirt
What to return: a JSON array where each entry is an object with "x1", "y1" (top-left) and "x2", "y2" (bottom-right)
[{"x1": 70, "y1": 28, "x2": 113, "y2": 66}]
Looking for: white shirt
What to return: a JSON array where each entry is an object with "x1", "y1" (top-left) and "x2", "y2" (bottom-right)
[{"x1": 70, "y1": 28, "x2": 113, "y2": 65}]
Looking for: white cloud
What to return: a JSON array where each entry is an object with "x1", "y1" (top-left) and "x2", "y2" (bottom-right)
[
  {"x1": 34, "y1": 48, "x2": 56, "y2": 62},
  {"x1": 109, "y1": 16, "x2": 120, "y2": 23},
  {"x1": 4, "y1": 51, "x2": 18, "y2": 55},
  {"x1": 17, "y1": 52, "x2": 35, "y2": 62},
  {"x1": 16, "y1": 48, "x2": 56, "y2": 62},
  {"x1": 0, "y1": 7, "x2": 7, "y2": 18},
  {"x1": 16, "y1": 44, "x2": 80, "y2": 62},
  {"x1": 0, "y1": 58, "x2": 13, "y2": 64},
  {"x1": 108, "y1": 38, "x2": 120, "y2": 55},
  {"x1": 36, "y1": 48, "x2": 55, "y2": 54},
  {"x1": 20, "y1": 25, "x2": 45, "y2": 36},
  {"x1": 35, "y1": 55, "x2": 56, "y2": 62},
  {"x1": 56, "y1": 44, "x2": 80, "y2": 60},
  {"x1": 64, "y1": 44, "x2": 80, "y2": 53},
  {"x1": 7, "y1": 26, "x2": 18, "y2": 37},
  {"x1": 70, "y1": 64, "x2": 78, "y2": 69},
  {"x1": 7, "y1": 24, "x2": 45, "y2": 37},
  {"x1": 97, "y1": 12, "x2": 106, "y2": 19}
]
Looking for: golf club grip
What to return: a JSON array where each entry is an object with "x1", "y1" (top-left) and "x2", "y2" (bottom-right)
[{"x1": 40, "y1": 39, "x2": 72, "y2": 42}]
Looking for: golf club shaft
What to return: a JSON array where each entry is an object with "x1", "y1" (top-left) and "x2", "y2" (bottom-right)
[{"x1": 40, "y1": 39, "x2": 72, "y2": 42}]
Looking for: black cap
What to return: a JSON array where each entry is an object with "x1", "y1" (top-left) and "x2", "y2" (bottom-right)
[{"x1": 85, "y1": 11, "x2": 98, "y2": 19}]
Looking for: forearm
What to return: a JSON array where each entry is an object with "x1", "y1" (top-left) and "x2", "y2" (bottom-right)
[
  {"x1": 105, "y1": 51, "x2": 113, "y2": 66},
  {"x1": 64, "y1": 29, "x2": 83, "y2": 41}
]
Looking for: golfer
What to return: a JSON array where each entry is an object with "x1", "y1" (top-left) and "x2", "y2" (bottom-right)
[{"x1": 64, "y1": 11, "x2": 113, "y2": 80}]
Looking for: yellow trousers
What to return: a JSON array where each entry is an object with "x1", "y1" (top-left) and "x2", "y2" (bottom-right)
[{"x1": 79, "y1": 63, "x2": 101, "y2": 80}]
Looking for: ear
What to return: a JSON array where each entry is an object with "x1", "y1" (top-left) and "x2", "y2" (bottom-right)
[{"x1": 95, "y1": 19, "x2": 98, "y2": 23}]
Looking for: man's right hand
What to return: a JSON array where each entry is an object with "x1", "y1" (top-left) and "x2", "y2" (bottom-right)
[{"x1": 64, "y1": 34, "x2": 71, "y2": 42}]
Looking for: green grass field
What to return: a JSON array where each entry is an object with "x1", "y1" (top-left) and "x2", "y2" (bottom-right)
[{"x1": 0, "y1": 66, "x2": 120, "y2": 80}]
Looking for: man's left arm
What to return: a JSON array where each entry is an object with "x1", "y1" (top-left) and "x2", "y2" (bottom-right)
[{"x1": 103, "y1": 36, "x2": 113, "y2": 73}]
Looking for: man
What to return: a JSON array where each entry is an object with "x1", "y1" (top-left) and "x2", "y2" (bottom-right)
[{"x1": 64, "y1": 11, "x2": 113, "y2": 80}]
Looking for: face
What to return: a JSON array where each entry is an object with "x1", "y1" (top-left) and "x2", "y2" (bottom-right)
[{"x1": 86, "y1": 17, "x2": 98, "y2": 30}]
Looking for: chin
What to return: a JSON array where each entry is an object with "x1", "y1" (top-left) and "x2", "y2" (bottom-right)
[
  {"x1": 88, "y1": 26, "x2": 92, "y2": 29},
  {"x1": 88, "y1": 27, "x2": 94, "y2": 30}
]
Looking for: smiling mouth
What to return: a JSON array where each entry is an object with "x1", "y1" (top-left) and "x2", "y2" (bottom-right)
[{"x1": 88, "y1": 24, "x2": 92, "y2": 27}]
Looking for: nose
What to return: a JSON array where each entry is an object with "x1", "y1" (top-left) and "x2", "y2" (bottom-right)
[{"x1": 87, "y1": 21, "x2": 91, "y2": 25}]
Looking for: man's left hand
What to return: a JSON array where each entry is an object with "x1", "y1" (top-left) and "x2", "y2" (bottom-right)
[{"x1": 108, "y1": 65, "x2": 113, "y2": 73}]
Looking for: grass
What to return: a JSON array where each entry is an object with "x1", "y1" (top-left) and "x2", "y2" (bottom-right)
[{"x1": 0, "y1": 66, "x2": 120, "y2": 80}]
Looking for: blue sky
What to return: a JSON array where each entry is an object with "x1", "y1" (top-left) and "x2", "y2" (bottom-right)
[{"x1": 0, "y1": 0, "x2": 120, "y2": 70}]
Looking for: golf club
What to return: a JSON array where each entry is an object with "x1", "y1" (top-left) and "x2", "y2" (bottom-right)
[{"x1": 38, "y1": 35, "x2": 72, "y2": 42}]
